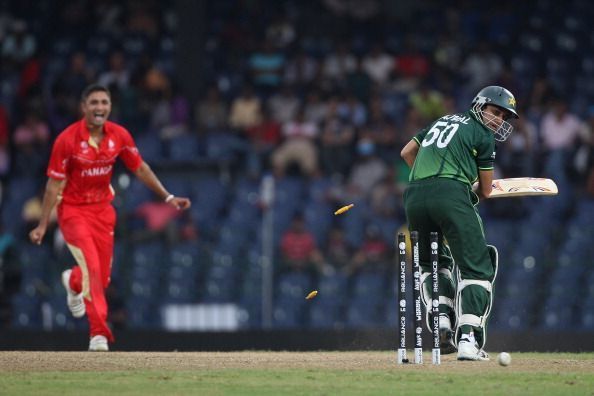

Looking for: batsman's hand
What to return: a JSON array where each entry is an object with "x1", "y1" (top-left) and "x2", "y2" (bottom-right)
[
  {"x1": 168, "y1": 196, "x2": 191, "y2": 210},
  {"x1": 29, "y1": 224, "x2": 47, "y2": 245}
]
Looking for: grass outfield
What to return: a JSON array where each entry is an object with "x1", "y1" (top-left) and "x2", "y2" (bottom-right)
[{"x1": 1, "y1": 351, "x2": 593, "y2": 395}]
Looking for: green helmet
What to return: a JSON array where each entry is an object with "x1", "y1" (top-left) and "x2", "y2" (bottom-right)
[{"x1": 471, "y1": 86, "x2": 518, "y2": 142}]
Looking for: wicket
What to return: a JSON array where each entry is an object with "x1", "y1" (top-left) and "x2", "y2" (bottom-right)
[{"x1": 396, "y1": 231, "x2": 441, "y2": 365}]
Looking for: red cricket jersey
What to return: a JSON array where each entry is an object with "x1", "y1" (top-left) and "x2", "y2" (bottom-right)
[{"x1": 47, "y1": 119, "x2": 143, "y2": 205}]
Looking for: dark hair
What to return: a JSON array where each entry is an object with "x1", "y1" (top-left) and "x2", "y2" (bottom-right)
[{"x1": 81, "y1": 84, "x2": 111, "y2": 101}]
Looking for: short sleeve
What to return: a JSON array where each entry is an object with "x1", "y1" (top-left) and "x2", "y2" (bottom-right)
[
  {"x1": 476, "y1": 136, "x2": 496, "y2": 170},
  {"x1": 118, "y1": 128, "x2": 143, "y2": 171},
  {"x1": 46, "y1": 134, "x2": 70, "y2": 180},
  {"x1": 412, "y1": 125, "x2": 431, "y2": 146}
]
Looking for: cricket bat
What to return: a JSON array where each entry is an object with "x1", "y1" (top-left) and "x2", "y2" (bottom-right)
[{"x1": 473, "y1": 177, "x2": 558, "y2": 198}]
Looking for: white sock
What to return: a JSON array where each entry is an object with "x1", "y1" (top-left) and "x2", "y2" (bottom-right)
[
  {"x1": 460, "y1": 331, "x2": 476, "y2": 344},
  {"x1": 439, "y1": 314, "x2": 452, "y2": 330}
]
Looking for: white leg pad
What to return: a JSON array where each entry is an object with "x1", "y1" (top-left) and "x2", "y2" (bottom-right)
[
  {"x1": 420, "y1": 269, "x2": 455, "y2": 330},
  {"x1": 453, "y1": 245, "x2": 498, "y2": 349}
]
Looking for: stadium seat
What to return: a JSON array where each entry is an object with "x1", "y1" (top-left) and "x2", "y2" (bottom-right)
[
  {"x1": 10, "y1": 293, "x2": 41, "y2": 329},
  {"x1": 167, "y1": 134, "x2": 200, "y2": 162},
  {"x1": 345, "y1": 299, "x2": 383, "y2": 329},
  {"x1": 273, "y1": 298, "x2": 306, "y2": 328},
  {"x1": 308, "y1": 300, "x2": 343, "y2": 329},
  {"x1": 352, "y1": 271, "x2": 386, "y2": 303},
  {"x1": 276, "y1": 271, "x2": 313, "y2": 301}
]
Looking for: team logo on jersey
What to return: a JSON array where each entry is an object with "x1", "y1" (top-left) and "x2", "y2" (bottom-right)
[
  {"x1": 508, "y1": 97, "x2": 516, "y2": 107},
  {"x1": 108, "y1": 139, "x2": 115, "y2": 151},
  {"x1": 81, "y1": 165, "x2": 113, "y2": 177},
  {"x1": 80, "y1": 141, "x2": 89, "y2": 154}
]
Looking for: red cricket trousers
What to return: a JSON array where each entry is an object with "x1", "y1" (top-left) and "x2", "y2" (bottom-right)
[{"x1": 57, "y1": 202, "x2": 116, "y2": 342}]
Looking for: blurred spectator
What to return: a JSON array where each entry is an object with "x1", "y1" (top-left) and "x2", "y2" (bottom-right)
[
  {"x1": 248, "y1": 40, "x2": 286, "y2": 94},
  {"x1": 98, "y1": 51, "x2": 130, "y2": 90},
  {"x1": 322, "y1": 41, "x2": 357, "y2": 90},
  {"x1": 152, "y1": 84, "x2": 190, "y2": 140},
  {"x1": 360, "y1": 94, "x2": 397, "y2": 162},
  {"x1": 1, "y1": 20, "x2": 36, "y2": 70},
  {"x1": 266, "y1": 13, "x2": 296, "y2": 50},
  {"x1": 460, "y1": 41, "x2": 503, "y2": 99},
  {"x1": 323, "y1": 0, "x2": 380, "y2": 20},
  {"x1": 433, "y1": 32, "x2": 463, "y2": 81},
  {"x1": 12, "y1": 110, "x2": 50, "y2": 176},
  {"x1": 125, "y1": 1, "x2": 160, "y2": 38},
  {"x1": 0, "y1": 105, "x2": 9, "y2": 178},
  {"x1": 539, "y1": 97, "x2": 588, "y2": 181},
  {"x1": 94, "y1": 1, "x2": 124, "y2": 34},
  {"x1": 394, "y1": 34, "x2": 430, "y2": 81},
  {"x1": 267, "y1": 85, "x2": 300, "y2": 124},
  {"x1": 145, "y1": 65, "x2": 171, "y2": 94},
  {"x1": 570, "y1": 105, "x2": 594, "y2": 184},
  {"x1": 272, "y1": 108, "x2": 320, "y2": 178},
  {"x1": 362, "y1": 44, "x2": 394, "y2": 87},
  {"x1": 131, "y1": 199, "x2": 182, "y2": 243},
  {"x1": 0, "y1": 222, "x2": 17, "y2": 325},
  {"x1": 526, "y1": 77, "x2": 555, "y2": 121},
  {"x1": 344, "y1": 225, "x2": 390, "y2": 275},
  {"x1": 55, "y1": 51, "x2": 96, "y2": 99},
  {"x1": 229, "y1": 85, "x2": 262, "y2": 131},
  {"x1": 324, "y1": 226, "x2": 353, "y2": 273},
  {"x1": 194, "y1": 86, "x2": 228, "y2": 132},
  {"x1": 344, "y1": 138, "x2": 388, "y2": 200},
  {"x1": 408, "y1": 82, "x2": 446, "y2": 123},
  {"x1": 22, "y1": 189, "x2": 58, "y2": 239},
  {"x1": 279, "y1": 214, "x2": 328, "y2": 275},
  {"x1": 244, "y1": 106, "x2": 281, "y2": 177},
  {"x1": 303, "y1": 90, "x2": 328, "y2": 125},
  {"x1": 320, "y1": 97, "x2": 355, "y2": 176},
  {"x1": 369, "y1": 169, "x2": 402, "y2": 218},
  {"x1": 346, "y1": 57, "x2": 373, "y2": 104},
  {"x1": 498, "y1": 106, "x2": 538, "y2": 177},
  {"x1": 337, "y1": 93, "x2": 367, "y2": 128},
  {"x1": 283, "y1": 50, "x2": 319, "y2": 89},
  {"x1": 400, "y1": 106, "x2": 427, "y2": 144}
]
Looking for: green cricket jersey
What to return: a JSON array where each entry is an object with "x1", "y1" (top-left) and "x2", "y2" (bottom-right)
[{"x1": 409, "y1": 110, "x2": 495, "y2": 186}]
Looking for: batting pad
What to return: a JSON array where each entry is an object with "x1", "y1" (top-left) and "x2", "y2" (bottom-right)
[{"x1": 454, "y1": 245, "x2": 499, "y2": 349}]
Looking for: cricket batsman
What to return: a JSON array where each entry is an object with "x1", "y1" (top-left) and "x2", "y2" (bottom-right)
[{"x1": 400, "y1": 86, "x2": 518, "y2": 361}]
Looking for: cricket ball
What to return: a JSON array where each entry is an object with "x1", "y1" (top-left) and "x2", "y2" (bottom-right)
[{"x1": 497, "y1": 352, "x2": 511, "y2": 366}]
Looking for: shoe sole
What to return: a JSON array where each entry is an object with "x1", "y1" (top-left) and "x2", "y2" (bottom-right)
[
  {"x1": 457, "y1": 355, "x2": 490, "y2": 361},
  {"x1": 88, "y1": 346, "x2": 109, "y2": 352}
]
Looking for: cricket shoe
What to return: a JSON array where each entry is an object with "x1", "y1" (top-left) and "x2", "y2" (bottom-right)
[
  {"x1": 439, "y1": 314, "x2": 457, "y2": 354},
  {"x1": 61, "y1": 269, "x2": 85, "y2": 318},
  {"x1": 89, "y1": 335, "x2": 109, "y2": 352},
  {"x1": 457, "y1": 338, "x2": 490, "y2": 361}
]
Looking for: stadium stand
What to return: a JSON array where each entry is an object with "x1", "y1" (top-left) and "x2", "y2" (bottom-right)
[{"x1": 1, "y1": 0, "x2": 593, "y2": 335}]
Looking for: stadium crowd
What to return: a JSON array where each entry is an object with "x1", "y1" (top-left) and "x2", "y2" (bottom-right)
[{"x1": 1, "y1": 0, "x2": 594, "y2": 331}]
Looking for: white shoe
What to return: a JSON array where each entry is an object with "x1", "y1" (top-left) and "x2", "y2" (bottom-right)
[
  {"x1": 89, "y1": 335, "x2": 109, "y2": 351},
  {"x1": 61, "y1": 269, "x2": 85, "y2": 318},
  {"x1": 457, "y1": 338, "x2": 490, "y2": 361}
]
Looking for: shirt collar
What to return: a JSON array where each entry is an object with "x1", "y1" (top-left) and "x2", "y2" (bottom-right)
[{"x1": 78, "y1": 119, "x2": 112, "y2": 148}]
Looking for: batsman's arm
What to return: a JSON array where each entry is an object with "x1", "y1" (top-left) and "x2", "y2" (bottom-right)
[
  {"x1": 29, "y1": 178, "x2": 65, "y2": 245},
  {"x1": 401, "y1": 139, "x2": 419, "y2": 168},
  {"x1": 133, "y1": 161, "x2": 191, "y2": 210},
  {"x1": 476, "y1": 169, "x2": 494, "y2": 200}
]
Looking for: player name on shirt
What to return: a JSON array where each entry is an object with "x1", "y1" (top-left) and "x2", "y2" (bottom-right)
[{"x1": 440, "y1": 114, "x2": 471, "y2": 124}]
